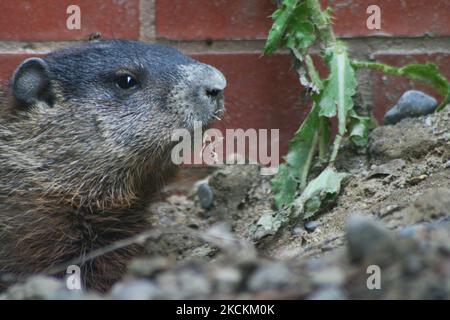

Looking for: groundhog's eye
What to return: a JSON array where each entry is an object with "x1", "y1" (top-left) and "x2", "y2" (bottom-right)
[{"x1": 116, "y1": 74, "x2": 138, "y2": 90}]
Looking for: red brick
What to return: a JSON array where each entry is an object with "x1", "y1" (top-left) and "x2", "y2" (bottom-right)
[
  {"x1": 156, "y1": 0, "x2": 276, "y2": 41},
  {"x1": 329, "y1": 0, "x2": 450, "y2": 37},
  {"x1": 155, "y1": 0, "x2": 450, "y2": 41},
  {"x1": 371, "y1": 53, "x2": 450, "y2": 121},
  {"x1": 191, "y1": 53, "x2": 313, "y2": 157},
  {"x1": 0, "y1": 0, "x2": 140, "y2": 41}
]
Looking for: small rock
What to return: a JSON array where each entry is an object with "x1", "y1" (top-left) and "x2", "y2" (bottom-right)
[
  {"x1": 197, "y1": 181, "x2": 214, "y2": 209},
  {"x1": 407, "y1": 174, "x2": 428, "y2": 185},
  {"x1": 384, "y1": 90, "x2": 437, "y2": 125},
  {"x1": 321, "y1": 244, "x2": 336, "y2": 252},
  {"x1": 291, "y1": 226, "x2": 304, "y2": 236},
  {"x1": 401, "y1": 252, "x2": 423, "y2": 276},
  {"x1": 320, "y1": 236, "x2": 342, "y2": 252},
  {"x1": 304, "y1": 221, "x2": 319, "y2": 233},
  {"x1": 110, "y1": 280, "x2": 160, "y2": 300},
  {"x1": 398, "y1": 225, "x2": 421, "y2": 238},
  {"x1": 212, "y1": 267, "x2": 243, "y2": 294},
  {"x1": 247, "y1": 263, "x2": 295, "y2": 292},
  {"x1": 156, "y1": 269, "x2": 211, "y2": 299},
  {"x1": 202, "y1": 223, "x2": 256, "y2": 258},
  {"x1": 444, "y1": 160, "x2": 450, "y2": 169},
  {"x1": 311, "y1": 267, "x2": 345, "y2": 287},
  {"x1": 127, "y1": 256, "x2": 172, "y2": 278},
  {"x1": 1, "y1": 276, "x2": 83, "y2": 300},
  {"x1": 367, "y1": 159, "x2": 406, "y2": 179},
  {"x1": 346, "y1": 214, "x2": 398, "y2": 267},
  {"x1": 379, "y1": 204, "x2": 402, "y2": 218},
  {"x1": 305, "y1": 259, "x2": 327, "y2": 271}
]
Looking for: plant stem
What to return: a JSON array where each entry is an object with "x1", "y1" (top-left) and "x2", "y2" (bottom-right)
[
  {"x1": 353, "y1": 59, "x2": 450, "y2": 111},
  {"x1": 304, "y1": 0, "x2": 343, "y2": 164},
  {"x1": 301, "y1": 129, "x2": 319, "y2": 189},
  {"x1": 351, "y1": 60, "x2": 405, "y2": 76},
  {"x1": 305, "y1": 54, "x2": 323, "y2": 90},
  {"x1": 318, "y1": 117, "x2": 330, "y2": 161},
  {"x1": 330, "y1": 134, "x2": 342, "y2": 164}
]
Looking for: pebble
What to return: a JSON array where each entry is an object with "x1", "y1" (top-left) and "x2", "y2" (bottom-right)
[
  {"x1": 291, "y1": 226, "x2": 304, "y2": 236},
  {"x1": 367, "y1": 159, "x2": 406, "y2": 178},
  {"x1": 247, "y1": 263, "x2": 295, "y2": 292},
  {"x1": 0, "y1": 276, "x2": 91, "y2": 300},
  {"x1": 212, "y1": 267, "x2": 243, "y2": 294},
  {"x1": 156, "y1": 270, "x2": 211, "y2": 299},
  {"x1": 444, "y1": 160, "x2": 450, "y2": 169},
  {"x1": 127, "y1": 256, "x2": 172, "y2": 278},
  {"x1": 197, "y1": 181, "x2": 214, "y2": 209},
  {"x1": 384, "y1": 90, "x2": 437, "y2": 125},
  {"x1": 110, "y1": 280, "x2": 161, "y2": 300},
  {"x1": 346, "y1": 214, "x2": 398, "y2": 267},
  {"x1": 399, "y1": 225, "x2": 421, "y2": 238},
  {"x1": 407, "y1": 174, "x2": 428, "y2": 185},
  {"x1": 305, "y1": 221, "x2": 319, "y2": 233},
  {"x1": 379, "y1": 204, "x2": 401, "y2": 218},
  {"x1": 311, "y1": 267, "x2": 345, "y2": 287}
]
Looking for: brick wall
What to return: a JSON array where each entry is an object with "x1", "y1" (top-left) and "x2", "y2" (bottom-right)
[{"x1": 0, "y1": 0, "x2": 449, "y2": 155}]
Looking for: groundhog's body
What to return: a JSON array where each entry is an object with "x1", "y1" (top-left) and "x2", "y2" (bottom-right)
[{"x1": 0, "y1": 40, "x2": 226, "y2": 291}]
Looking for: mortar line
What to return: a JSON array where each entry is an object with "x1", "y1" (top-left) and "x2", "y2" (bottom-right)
[
  {"x1": 139, "y1": 0, "x2": 156, "y2": 42},
  {"x1": 0, "y1": 37, "x2": 450, "y2": 54}
]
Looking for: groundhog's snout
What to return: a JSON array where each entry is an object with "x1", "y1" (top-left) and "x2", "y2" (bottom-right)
[
  {"x1": 196, "y1": 64, "x2": 227, "y2": 118},
  {"x1": 202, "y1": 65, "x2": 226, "y2": 99}
]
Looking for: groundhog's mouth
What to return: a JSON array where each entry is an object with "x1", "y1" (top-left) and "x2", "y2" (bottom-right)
[
  {"x1": 192, "y1": 97, "x2": 225, "y2": 128},
  {"x1": 212, "y1": 100, "x2": 225, "y2": 121}
]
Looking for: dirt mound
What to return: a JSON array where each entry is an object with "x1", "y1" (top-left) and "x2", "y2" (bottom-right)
[{"x1": 2, "y1": 108, "x2": 450, "y2": 300}]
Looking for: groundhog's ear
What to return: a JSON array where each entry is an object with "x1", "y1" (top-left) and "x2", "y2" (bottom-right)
[{"x1": 11, "y1": 58, "x2": 53, "y2": 107}]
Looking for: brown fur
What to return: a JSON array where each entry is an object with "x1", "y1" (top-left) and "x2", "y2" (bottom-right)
[{"x1": 0, "y1": 102, "x2": 177, "y2": 291}]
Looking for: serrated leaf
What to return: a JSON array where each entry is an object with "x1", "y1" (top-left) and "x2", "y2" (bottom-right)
[
  {"x1": 287, "y1": 21, "x2": 316, "y2": 49},
  {"x1": 272, "y1": 103, "x2": 320, "y2": 208},
  {"x1": 265, "y1": 1, "x2": 317, "y2": 54},
  {"x1": 285, "y1": 103, "x2": 320, "y2": 187},
  {"x1": 287, "y1": 3, "x2": 316, "y2": 49},
  {"x1": 264, "y1": 0, "x2": 299, "y2": 54},
  {"x1": 271, "y1": 164, "x2": 298, "y2": 208},
  {"x1": 292, "y1": 166, "x2": 349, "y2": 220},
  {"x1": 319, "y1": 43, "x2": 357, "y2": 135}
]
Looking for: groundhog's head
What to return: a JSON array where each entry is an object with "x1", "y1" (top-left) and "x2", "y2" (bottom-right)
[
  {"x1": 5, "y1": 40, "x2": 226, "y2": 207},
  {"x1": 11, "y1": 39, "x2": 226, "y2": 142}
]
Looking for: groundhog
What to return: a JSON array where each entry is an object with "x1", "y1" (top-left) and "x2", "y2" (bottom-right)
[{"x1": 0, "y1": 40, "x2": 226, "y2": 292}]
